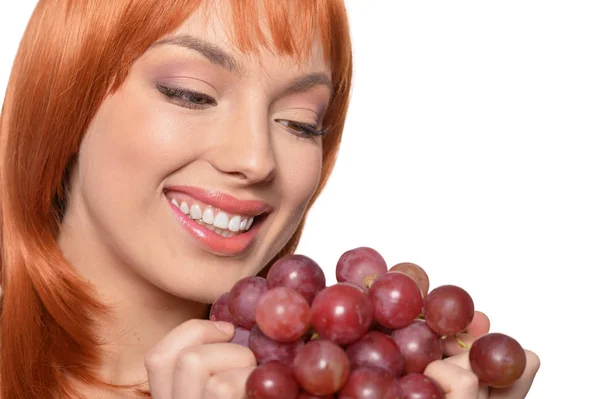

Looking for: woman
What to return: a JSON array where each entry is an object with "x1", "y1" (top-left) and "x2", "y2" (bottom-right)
[{"x1": 0, "y1": 0, "x2": 539, "y2": 398}]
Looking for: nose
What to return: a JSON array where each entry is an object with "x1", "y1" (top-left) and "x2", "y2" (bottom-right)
[{"x1": 207, "y1": 110, "x2": 276, "y2": 185}]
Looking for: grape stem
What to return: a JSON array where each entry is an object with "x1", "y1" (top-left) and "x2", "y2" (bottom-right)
[
  {"x1": 454, "y1": 334, "x2": 472, "y2": 350},
  {"x1": 363, "y1": 275, "x2": 377, "y2": 289}
]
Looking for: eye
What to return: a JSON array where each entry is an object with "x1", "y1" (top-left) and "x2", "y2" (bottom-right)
[
  {"x1": 276, "y1": 119, "x2": 327, "y2": 138},
  {"x1": 156, "y1": 84, "x2": 217, "y2": 109}
]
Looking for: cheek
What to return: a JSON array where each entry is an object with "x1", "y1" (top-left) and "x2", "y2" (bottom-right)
[
  {"x1": 276, "y1": 140, "x2": 323, "y2": 213},
  {"x1": 78, "y1": 83, "x2": 190, "y2": 203}
]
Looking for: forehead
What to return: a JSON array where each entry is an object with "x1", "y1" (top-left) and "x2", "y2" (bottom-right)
[{"x1": 168, "y1": 0, "x2": 330, "y2": 75}]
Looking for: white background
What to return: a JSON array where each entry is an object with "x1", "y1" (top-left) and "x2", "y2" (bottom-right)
[{"x1": 2, "y1": 1, "x2": 598, "y2": 398}]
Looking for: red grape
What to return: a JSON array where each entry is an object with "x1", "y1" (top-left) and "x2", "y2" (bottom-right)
[
  {"x1": 372, "y1": 323, "x2": 395, "y2": 335},
  {"x1": 469, "y1": 333, "x2": 527, "y2": 388},
  {"x1": 390, "y1": 320, "x2": 443, "y2": 374},
  {"x1": 397, "y1": 373, "x2": 444, "y2": 399},
  {"x1": 267, "y1": 254, "x2": 326, "y2": 304},
  {"x1": 221, "y1": 249, "x2": 527, "y2": 396},
  {"x1": 228, "y1": 276, "x2": 268, "y2": 329},
  {"x1": 296, "y1": 392, "x2": 334, "y2": 399},
  {"x1": 389, "y1": 262, "x2": 430, "y2": 296},
  {"x1": 338, "y1": 367, "x2": 400, "y2": 399},
  {"x1": 310, "y1": 283, "x2": 373, "y2": 345},
  {"x1": 293, "y1": 340, "x2": 350, "y2": 395},
  {"x1": 255, "y1": 287, "x2": 310, "y2": 342},
  {"x1": 230, "y1": 327, "x2": 251, "y2": 347},
  {"x1": 345, "y1": 331, "x2": 404, "y2": 377},
  {"x1": 336, "y1": 247, "x2": 387, "y2": 289},
  {"x1": 424, "y1": 285, "x2": 474, "y2": 336},
  {"x1": 246, "y1": 361, "x2": 299, "y2": 399},
  {"x1": 248, "y1": 325, "x2": 304, "y2": 365},
  {"x1": 209, "y1": 292, "x2": 234, "y2": 323},
  {"x1": 369, "y1": 272, "x2": 423, "y2": 329}
]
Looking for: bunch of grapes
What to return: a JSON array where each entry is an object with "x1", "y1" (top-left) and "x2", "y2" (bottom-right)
[{"x1": 210, "y1": 248, "x2": 527, "y2": 399}]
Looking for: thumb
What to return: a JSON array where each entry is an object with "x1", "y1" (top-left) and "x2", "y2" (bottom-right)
[
  {"x1": 145, "y1": 319, "x2": 235, "y2": 399},
  {"x1": 147, "y1": 319, "x2": 235, "y2": 361},
  {"x1": 443, "y1": 311, "x2": 490, "y2": 357}
]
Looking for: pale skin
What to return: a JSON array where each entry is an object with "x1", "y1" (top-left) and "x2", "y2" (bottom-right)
[{"x1": 53, "y1": 3, "x2": 539, "y2": 399}]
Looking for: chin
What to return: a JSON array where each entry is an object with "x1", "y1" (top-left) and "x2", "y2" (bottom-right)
[{"x1": 146, "y1": 263, "x2": 248, "y2": 304}]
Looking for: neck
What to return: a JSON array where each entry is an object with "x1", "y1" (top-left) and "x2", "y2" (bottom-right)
[
  {"x1": 93, "y1": 287, "x2": 209, "y2": 385},
  {"x1": 58, "y1": 212, "x2": 210, "y2": 387}
]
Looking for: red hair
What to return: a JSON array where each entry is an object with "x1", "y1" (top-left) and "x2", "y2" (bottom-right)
[{"x1": 0, "y1": 0, "x2": 352, "y2": 397}]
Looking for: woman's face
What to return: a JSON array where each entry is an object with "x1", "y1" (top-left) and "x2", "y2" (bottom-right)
[{"x1": 60, "y1": 4, "x2": 331, "y2": 303}]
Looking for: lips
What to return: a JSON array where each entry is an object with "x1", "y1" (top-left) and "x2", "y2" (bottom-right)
[
  {"x1": 166, "y1": 185, "x2": 273, "y2": 216},
  {"x1": 168, "y1": 194, "x2": 256, "y2": 236},
  {"x1": 164, "y1": 185, "x2": 272, "y2": 255}
]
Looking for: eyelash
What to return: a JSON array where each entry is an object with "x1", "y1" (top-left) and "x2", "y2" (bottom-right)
[
  {"x1": 157, "y1": 84, "x2": 217, "y2": 108},
  {"x1": 156, "y1": 84, "x2": 327, "y2": 138},
  {"x1": 274, "y1": 119, "x2": 327, "y2": 138}
]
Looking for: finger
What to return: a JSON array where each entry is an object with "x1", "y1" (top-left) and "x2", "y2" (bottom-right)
[
  {"x1": 172, "y1": 343, "x2": 256, "y2": 399},
  {"x1": 443, "y1": 311, "x2": 490, "y2": 356},
  {"x1": 467, "y1": 311, "x2": 491, "y2": 337},
  {"x1": 145, "y1": 319, "x2": 235, "y2": 399},
  {"x1": 490, "y1": 350, "x2": 541, "y2": 399},
  {"x1": 442, "y1": 353, "x2": 490, "y2": 399},
  {"x1": 425, "y1": 354, "x2": 488, "y2": 399},
  {"x1": 203, "y1": 366, "x2": 255, "y2": 399},
  {"x1": 442, "y1": 333, "x2": 478, "y2": 358}
]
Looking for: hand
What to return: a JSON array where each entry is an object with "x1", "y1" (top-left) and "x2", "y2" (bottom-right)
[
  {"x1": 144, "y1": 319, "x2": 257, "y2": 399},
  {"x1": 424, "y1": 311, "x2": 541, "y2": 399}
]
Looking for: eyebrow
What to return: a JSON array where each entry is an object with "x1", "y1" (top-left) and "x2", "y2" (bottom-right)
[
  {"x1": 150, "y1": 34, "x2": 242, "y2": 74},
  {"x1": 283, "y1": 72, "x2": 334, "y2": 96},
  {"x1": 150, "y1": 34, "x2": 333, "y2": 95}
]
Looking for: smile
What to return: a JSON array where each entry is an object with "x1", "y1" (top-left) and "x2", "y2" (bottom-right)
[
  {"x1": 164, "y1": 186, "x2": 272, "y2": 255},
  {"x1": 168, "y1": 195, "x2": 254, "y2": 238}
]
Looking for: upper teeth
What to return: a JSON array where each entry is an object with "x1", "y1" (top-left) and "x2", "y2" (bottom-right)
[{"x1": 171, "y1": 198, "x2": 254, "y2": 233}]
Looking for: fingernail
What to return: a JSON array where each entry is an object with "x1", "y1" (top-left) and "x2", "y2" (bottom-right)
[{"x1": 214, "y1": 321, "x2": 234, "y2": 335}]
